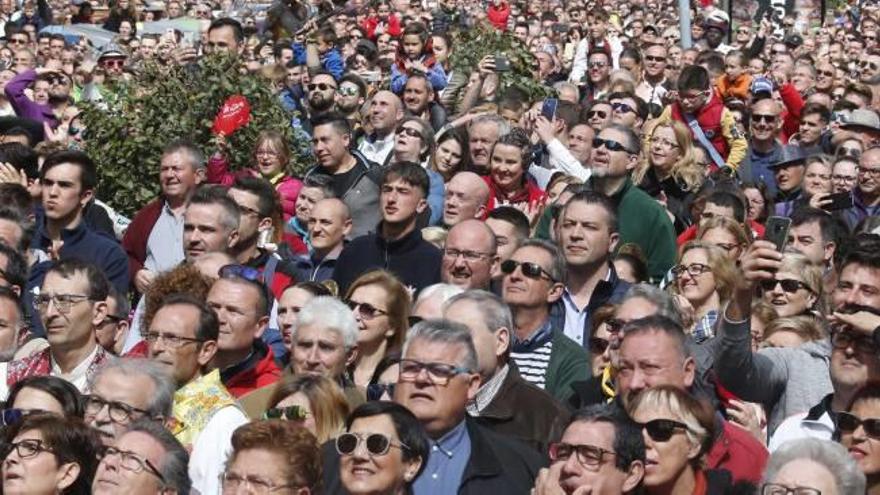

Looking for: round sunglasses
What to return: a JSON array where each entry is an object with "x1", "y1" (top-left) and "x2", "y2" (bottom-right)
[{"x1": 336, "y1": 432, "x2": 410, "y2": 456}]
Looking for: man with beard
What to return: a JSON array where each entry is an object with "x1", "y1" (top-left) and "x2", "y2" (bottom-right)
[
  {"x1": 858, "y1": 52, "x2": 880, "y2": 107},
  {"x1": 305, "y1": 70, "x2": 337, "y2": 120},
  {"x1": 4, "y1": 67, "x2": 71, "y2": 128},
  {"x1": 334, "y1": 74, "x2": 366, "y2": 132},
  {"x1": 739, "y1": 98, "x2": 784, "y2": 195},
  {"x1": 358, "y1": 90, "x2": 404, "y2": 166},
  {"x1": 402, "y1": 74, "x2": 447, "y2": 132}
]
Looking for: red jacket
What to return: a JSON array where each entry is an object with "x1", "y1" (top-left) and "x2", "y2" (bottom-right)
[
  {"x1": 223, "y1": 343, "x2": 282, "y2": 398},
  {"x1": 670, "y1": 92, "x2": 729, "y2": 163},
  {"x1": 779, "y1": 83, "x2": 805, "y2": 143},
  {"x1": 483, "y1": 175, "x2": 546, "y2": 212},
  {"x1": 361, "y1": 14, "x2": 401, "y2": 40},
  {"x1": 707, "y1": 419, "x2": 769, "y2": 484},
  {"x1": 486, "y1": 2, "x2": 510, "y2": 30},
  {"x1": 121, "y1": 197, "x2": 164, "y2": 289}
]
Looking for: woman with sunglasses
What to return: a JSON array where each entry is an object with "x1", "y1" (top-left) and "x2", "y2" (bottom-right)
[
  {"x1": 266, "y1": 374, "x2": 350, "y2": 444},
  {"x1": 670, "y1": 242, "x2": 737, "y2": 341},
  {"x1": 627, "y1": 386, "x2": 739, "y2": 494},
  {"x1": 2, "y1": 413, "x2": 102, "y2": 495},
  {"x1": 345, "y1": 270, "x2": 410, "y2": 390},
  {"x1": 430, "y1": 128, "x2": 470, "y2": 183},
  {"x1": 338, "y1": 401, "x2": 428, "y2": 495},
  {"x1": 760, "y1": 251, "x2": 823, "y2": 318},
  {"x1": 837, "y1": 384, "x2": 880, "y2": 493},
  {"x1": 568, "y1": 304, "x2": 617, "y2": 409}
]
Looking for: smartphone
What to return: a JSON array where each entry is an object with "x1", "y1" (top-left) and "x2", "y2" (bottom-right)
[
  {"x1": 494, "y1": 54, "x2": 510, "y2": 72},
  {"x1": 541, "y1": 97, "x2": 559, "y2": 121},
  {"x1": 822, "y1": 191, "x2": 854, "y2": 211},
  {"x1": 763, "y1": 216, "x2": 792, "y2": 252}
]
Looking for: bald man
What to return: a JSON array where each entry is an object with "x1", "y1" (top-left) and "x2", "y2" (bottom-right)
[
  {"x1": 292, "y1": 198, "x2": 351, "y2": 282},
  {"x1": 441, "y1": 219, "x2": 499, "y2": 290},
  {"x1": 443, "y1": 172, "x2": 490, "y2": 227},
  {"x1": 742, "y1": 98, "x2": 784, "y2": 195},
  {"x1": 358, "y1": 90, "x2": 405, "y2": 165}
]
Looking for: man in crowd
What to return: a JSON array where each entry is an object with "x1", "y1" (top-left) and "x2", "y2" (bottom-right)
[
  {"x1": 442, "y1": 171, "x2": 489, "y2": 228},
  {"x1": 358, "y1": 90, "x2": 404, "y2": 166},
  {"x1": 469, "y1": 114, "x2": 510, "y2": 175},
  {"x1": 844, "y1": 146, "x2": 880, "y2": 229},
  {"x1": 291, "y1": 198, "x2": 351, "y2": 283},
  {"x1": 182, "y1": 186, "x2": 241, "y2": 263},
  {"x1": 441, "y1": 219, "x2": 498, "y2": 291}
]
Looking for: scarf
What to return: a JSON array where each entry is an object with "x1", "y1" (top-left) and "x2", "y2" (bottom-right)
[{"x1": 171, "y1": 369, "x2": 239, "y2": 449}]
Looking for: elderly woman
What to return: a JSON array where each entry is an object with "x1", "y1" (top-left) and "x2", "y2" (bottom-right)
[
  {"x1": 761, "y1": 438, "x2": 865, "y2": 494},
  {"x1": 290, "y1": 296, "x2": 360, "y2": 393},
  {"x1": 671, "y1": 242, "x2": 737, "y2": 341},
  {"x1": 338, "y1": 401, "x2": 429, "y2": 495},
  {"x1": 267, "y1": 374, "x2": 350, "y2": 444},
  {"x1": 222, "y1": 420, "x2": 322, "y2": 494},
  {"x1": 2, "y1": 413, "x2": 102, "y2": 495},
  {"x1": 836, "y1": 384, "x2": 880, "y2": 494},
  {"x1": 761, "y1": 315, "x2": 825, "y2": 349},
  {"x1": 760, "y1": 251, "x2": 823, "y2": 318}
]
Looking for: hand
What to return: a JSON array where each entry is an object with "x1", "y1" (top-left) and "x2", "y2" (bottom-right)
[
  {"x1": 739, "y1": 240, "x2": 783, "y2": 287},
  {"x1": 726, "y1": 399, "x2": 766, "y2": 443},
  {"x1": 531, "y1": 463, "x2": 565, "y2": 495},
  {"x1": 477, "y1": 55, "x2": 496, "y2": 76},
  {"x1": 514, "y1": 200, "x2": 544, "y2": 228},
  {"x1": 0, "y1": 162, "x2": 27, "y2": 186},
  {"x1": 134, "y1": 269, "x2": 157, "y2": 294},
  {"x1": 809, "y1": 193, "x2": 833, "y2": 210},
  {"x1": 767, "y1": 69, "x2": 787, "y2": 88},
  {"x1": 534, "y1": 115, "x2": 556, "y2": 144},
  {"x1": 830, "y1": 310, "x2": 880, "y2": 337},
  {"x1": 172, "y1": 47, "x2": 198, "y2": 65},
  {"x1": 672, "y1": 294, "x2": 696, "y2": 331},
  {"x1": 409, "y1": 60, "x2": 428, "y2": 73},
  {"x1": 43, "y1": 121, "x2": 67, "y2": 144}
]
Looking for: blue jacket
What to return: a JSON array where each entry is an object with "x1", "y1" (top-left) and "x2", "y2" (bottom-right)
[
  {"x1": 549, "y1": 263, "x2": 630, "y2": 346},
  {"x1": 426, "y1": 168, "x2": 445, "y2": 226},
  {"x1": 291, "y1": 250, "x2": 340, "y2": 283},
  {"x1": 390, "y1": 57, "x2": 447, "y2": 93},
  {"x1": 292, "y1": 44, "x2": 345, "y2": 80}
]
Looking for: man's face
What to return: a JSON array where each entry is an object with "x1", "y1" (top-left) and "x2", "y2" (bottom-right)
[
  {"x1": 335, "y1": 81, "x2": 362, "y2": 113},
  {"x1": 148, "y1": 304, "x2": 212, "y2": 387},
  {"x1": 799, "y1": 113, "x2": 826, "y2": 146},
  {"x1": 590, "y1": 128, "x2": 636, "y2": 178},
  {"x1": 139, "y1": 38, "x2": 157, "y2": 59},
  {"x1": 0, "y1": 295, "x2": 19, "y2": 360},
  {"x1": 832, "y1": 160, "x2": 859, "y2": 193},
  {"x1": 443, "y1": 174, "x2": 486, "y2": 226},
  {"x1": 380, "y1": 177, "x2": 426, "y2": 226},
  {"x1": 704, "y1": 26, "x2": 724, "y2": 47},
  {"x1": 292, "y1": 323, "x2": 351, "y2": 378},
  {"x1": 468, "y1": 122, "x2": 500, "y2": 172},
  {"x1": 557, "y1": 420, "x2": 641, "y2": 495},
  {"x1": 860, "y1": 55, "x2": 880, "y2": 84},
  {"x1": 227, "y1": 187, "x2": 265, "y2": 246},
  {"x1": 92, "y1": 431, "x2": 167, "y2": 495},
  {"x1": 167, "y1": 1, "x2": 181, "y2": 16},
  {"x1": 394, "y1": 337, "x2": 479, "y2": 437},
  {"x1": 182, "y1": 203, "x2": 237, "y2": 261},
  {"x1": 750, "y1": 100, "x2": 782, "y2": 143},
  {"x1": 312, "y1": 123, "x2": 351, "y2": 170},
  {"x1": 442, "y1": 222, "x2": 496, "y2": 290},
  {"x1": 294, "y1": 186, "x2": 326, "y2": 224},
  {"x1": 369, "y1": 91, "x2": 402, "y2": 134},
  {"x1": 485, "y1": 218, "x2": 520, "y2": 265},
  {"x1": 40, "y1": 270, "x2": 102, "y2": 352},
  {"x1": 86, "y1": 369, "x2": 156, "y2": 445},
  {"x1": 789, "y1": 220, "x2": 831, "y2": 266},
  {"x1": 205, "y1": 25, "x2": 239, "y2": 54},
  {"x1": 502, "y1": 245, "x2": 559, "y2": 308},
  {"x1": 308, "y1": 199, "x2": 350, "y2": 252},
  {"x1": 32, "y1": 80, "x2": 49, "y2": 105},
  {"x1": 609, "y1": 96, "x2": 640, "y2": 129},
  {"x1": 42, "y1": 163, "x2": 89, "y2": 223},
  {"x1": 514, "y1": 26, "x2": 528, "y2": 42},
  {"x1": 833, "y1": 263, "x2": 880, "y2": 310},
  {"x1": 643, "y1": 45, "x2": 667, "y2": 79},
  {"x1": 617, "y1": 329, "x2": 695, "y2": 398},
  {"x1": 791, "y1": 65, "x2": 815, "y2": 94},
  {"x1": 773, "y1": 163, "x2": 805, "y2": 193},
  {"x1": 815, "y1": 62, "x2": 835, "y2": 90},
  {"x1": 859, "y1": 149, "x2": 880, "y2": 197},
  {"x1": 443, "y1": 299, "x2": 503, "y2": 379},
  {"x1": 307, "y1": 74, "x2": 337, "y2": 112},
  {"x1": 160, "y1": 151, "x2": 202, "y2": 201},
  {"x1": 403, "y1": 78, "x2": 432, "y2": 115},
  {"x1": 558, "y1": 200, "x2": 617, "y2": 269},
  {"x1": 207, "y1": 279, "x2": 265, "y2": 356},
  {"x1": 588, "y1": 54, "x2": 610, "y2": 84},
  {"x1": 587, "y1": 103, "x2": 613, "y2": 132},
  {"x1": 567, "y1": 124, "x2": 594, "y2": 164}
]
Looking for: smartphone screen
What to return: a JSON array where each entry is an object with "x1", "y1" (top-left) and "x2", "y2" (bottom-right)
[
  {"x1": 541, "y1": 98, "x2": 559, "y2": 121},
  {"x1": 764, "y1": 216, "x2": 792, "y2": 252}
]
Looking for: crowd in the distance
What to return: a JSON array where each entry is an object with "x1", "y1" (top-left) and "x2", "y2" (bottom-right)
[{"x1": 0, "y1": 0, "x2": 876, "y2": 493}]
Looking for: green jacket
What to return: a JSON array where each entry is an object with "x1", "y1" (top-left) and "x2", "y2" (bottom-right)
[
  {"x1": 545, "y1": 331, "x2": 590, "y2": 403},
  {"x1": 611, "y1": 177, "x2": 677, "y2": 283}
]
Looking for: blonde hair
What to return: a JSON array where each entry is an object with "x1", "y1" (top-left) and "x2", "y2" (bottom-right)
[
  {"x1": 626, "y1": 385, "x2": 715, "y2": 463},
  {"x1": 268, "y1": 374, "x2": 350, "y2": 443},
  {"x1": 344, "y1": 270, "x2": 411, "y2": 352},
  {"x1": 635, "y1": 120, "x2": 704, "y2": 193},
  {"x1": 780, "y1": 251, "x2": 824, "y2": 309},
  {"x1": 697, "y1": 215, "x2": 753, "y2": 245},
  {"x1": 421, "y1": 226, "x2": 448, "y2": 249},
  {"x1": 672, "y1": 241, "x2": 738, "y2": 303},
  {"x1": 763, "y1": 315, "x2": 825, "y2": 345}
]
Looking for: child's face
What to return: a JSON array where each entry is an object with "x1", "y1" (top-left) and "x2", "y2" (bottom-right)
[
  {"x1": 725, "y1": 56, "x2": 743, "y2": 79},
  {"x1": 402, "y1": 34, "x2": 422, "y2": 59}
]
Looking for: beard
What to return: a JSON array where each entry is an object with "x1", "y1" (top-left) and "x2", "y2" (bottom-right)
[{"x1": 309, "y1": 94, "x2": 335, "y2": 112}]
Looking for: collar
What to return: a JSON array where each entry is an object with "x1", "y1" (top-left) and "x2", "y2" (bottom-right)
[
  {"x1": 267, "y1": 171, "x2": 287, "y2": 185},
  {"x1": 367, "y1": 132, "x2": 396, "y2": 145},
  {"x1": 805, "y1": 393, "x2": 836, "y2": 421},
  {"x1": 50, "y1": 343, "x2": 99, "y2": 378},
  {"x1": 38, "y1": 217, "x2": 87, "y2": 247},
  {"x1": 376, "y1": 223, "x2": 422, "y2": 251},
  {"x1": 512, "y1": 318, "x2": 553, "y2": 351},
  {"x1": 433, "y1": 419, "x2": 468, "y2": 458},
  {"x1": 219, "y1": 339, "x2": 268, "y2": 383},
  {"x1": 468, "y1": 364, "x2": 509, "y2": 415}
]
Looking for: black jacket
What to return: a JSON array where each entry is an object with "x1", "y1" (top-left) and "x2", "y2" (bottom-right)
[{"x1": 332, "y1": 223, "x2": 442, "y2": 295}]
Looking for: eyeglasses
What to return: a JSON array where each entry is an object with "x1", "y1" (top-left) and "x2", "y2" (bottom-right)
[
  {"x1": 832, "y1": 174, "x2": 858, "y2": 183},
  {"x1": 100, "y1": 446, "x2": 165, "y2": 482},
  {"x1": 641, "y1": 418, "x2": 689, "y2": 442},
  {"x1": 611, "y1": 102, "x2": 635, "y2": 114},
  {"x1": 3, "y1": 439, "x2": 53, "y2": 459},
  {"x1": 588, "y1": 61, "x2": 607, "y2": 68},
  {"x1": 588, "y1": 336, "x2": 609, "y2": 354},
  {"x1": 859, "y1": 167, "x2": 880, "y2": 178},
  {"x1": 8, "y1": 38, "x2": 27, "y2": 45},
  {"x1": 860, "y1": 61, "x2": 879, "y2": 71},
  {"x1": 102, "y1": 59, "x2": 125, "y2": 68},
  {"x1": 761, "y1": 483, "x2": 822, "y2": 495},
  {"x1": 336, "y1": 432, "x2": 410, "y2": 456},
  {"x1": 752, "y1": 113, "x2": 779, "y2": 124},
  {"x1": 737, "y1": 28, "x2": 750, "y2": 34},
  {"x1": 444, "y1": 248, "x2": 492, "y2": 263},
  {"x1": 255, "y1": 149, "x2": 279, "y2": 157},
  {"x1": 34, "y1": 293, "x2": 93, "y2": 314},
  {"x1": 671, "y1": 263, "x2": 712, "y2": 278},
  {"x1": 592, "y1": 137, "x2": 634, "y2": 154},
  {"x1": 605, "y1": 318, "x2": 627, "y2": 334},
  {"x1": 650, "y1": 137, "x2": 680, "y2": 149},
  {"x1": 548, "y1": 442, "x2": 616, "y2": 468},
  {"x1": 307, "y1": 82, "x2": 337, "y2": 92},
  {"x1": 817, "y1": 69, "x2": 835, "y2": 78},
  {"x1": 220, "y1": 471, "x2": 296, "y2": 493},
  {"x1": 587, "y1": 110, "x2": 608, "y2": 120},
  {"x1": 337, "y1": 86, "x2": 359, "y2": 97},
  {"x1": 644, "y1": 55, "x2": 666, "y2": 63},
  {"x1": 346, "y1": 300, "x2": 388, "y2": 320},
  {"x1": 141, "y1": 331, "x2": 204, "y2": 348},
  {"x1": 83, "y1": 395, "x2": 149, "y2": 423},
  {"x1": 398, "y1": 126, "x2": 423, "y2": 140},
  {"x1": 366, "y1": 382, "x2": 395, "y2": 401},
  {"x1": 831, "y1": 329, "x2": 877, "y2": 354},
  {"x1": 500, "y1": 259, "x2": 556, "y2": 282},
  {"x1": 837, "y1": 410, "x2": 880, "y2": 437},
  {"x1": 759, "y1": 278, "x2": 813, "y2": 293},
  {"x1": 264, "y1": 405, "x2": 310, "y2": 421},
  {"x1": 398, "y1": 358, "x2": 471, "y2": 386}
]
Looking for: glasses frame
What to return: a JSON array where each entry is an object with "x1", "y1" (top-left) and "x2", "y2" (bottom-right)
[
  {"x1": 100, "y1": 446, "x2": 166, "y2": 482},
  {"x1": 548, "y1": 441, "x2": 616, "y2": 469},
  {"x1": 398, "y1": 358, "x2": 472, "y2": 386},
  {"x1": 335, "y1": 432, "x2": 410, "y2": 457},
  {"x1": 34, "y1": 293, "x2": 93, "y2": 314},
  {"x1": 760, "y1": 483, "x2": 822, "y2": 495},
  {"x1": 141, "y1": 331, "x2": 204, "y2": 348},
  {"x1": 83, "y1": 395, "x2": 150, "y2": 424}
]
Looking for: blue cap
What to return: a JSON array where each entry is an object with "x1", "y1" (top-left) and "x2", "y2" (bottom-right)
[{"x1": 751, "y1": 77, "x2": 773, "y2": 94}]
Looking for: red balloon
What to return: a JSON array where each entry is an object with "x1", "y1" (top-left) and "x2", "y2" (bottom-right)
[{"x1": 212, "y1": 95, "x2": 252, "y2": 136}]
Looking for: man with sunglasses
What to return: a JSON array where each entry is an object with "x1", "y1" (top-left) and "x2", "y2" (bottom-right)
[
  {"x1": 635, "y1": 44, "x2": 669, "y2": 107},
  {"x1": 4, "y1": 65, "x2": 69, "y2": 128},
  {"x1": 739, "y1": 98, "x2": 785, "y2": 195},
  {"x1": 502, "y1": 239, "x2": 588, "y2": 402},
  {"x1": 93, "y1": 419, "x2": 190, "y2": 495},
  {"x1": 304, "y1": 70, "x2": 338, "y2": 120}
]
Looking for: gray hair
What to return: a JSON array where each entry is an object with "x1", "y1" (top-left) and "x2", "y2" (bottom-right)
[
  {"x1": 620, "y1": 283, "x2": 682, "y2": 326},
  {"x1": 603, "y1": 123, "x2": 641, "y2": 155},
  {"x1": 444, "y1": 290, "x2": 513, "y2": 337},
  {"x1": 763, "y1": 438, "x2": 865, "y2": 494},
  {"x1": 469, "y1": 113, "x2": 511, "y2": 140},
  {"x1": 126, "y1": 419, "x2": 191, "y2": 495},
  {"x1": 89, "y1": 358, "x2": 175, "y2": 419},
  {"x1": 403, "y1": 318, "x2": 479, "y2": 373},
  {"x1": 296, "y1": 296, "x2": 358, "y2": 350},
  {"x1": 415, "y1": 283, "x2": 464, "y2": 309},
  {"x1": 162, "y1": 139, "x2": 205, "y2": 170},
  {"x1": 519, "y1": 238, "x2": 567, "y2": 285}
]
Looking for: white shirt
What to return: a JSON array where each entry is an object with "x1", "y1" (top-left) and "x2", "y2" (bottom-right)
[
  {"x1": 50, "y1": 345, "x2": 100, "y2": 393},
  {"x1": 189, "y1": 405, "x2": 249, "y2": 495},
  {"x1": 767, "y1": 410, "x2": 834, "y2": 453},
  {"x1": 358, "y1": 133, "x2": 396, "y2": 166}
]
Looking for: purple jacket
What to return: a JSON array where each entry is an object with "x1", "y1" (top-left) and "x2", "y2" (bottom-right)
[{"x1": 5, "y1": 69, "x2": 57, "y2": 127}]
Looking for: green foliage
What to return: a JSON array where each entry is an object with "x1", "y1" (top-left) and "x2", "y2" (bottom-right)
[
  {"x1": 448, "y1": 21, "x2": 552, "y2": 100},
  {"x1": 80, "y1": 53, "x2": 311, "y2": 217}
]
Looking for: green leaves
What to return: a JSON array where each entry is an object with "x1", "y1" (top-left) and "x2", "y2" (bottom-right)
[{"x1": 81, "y1": 53, "x2": 312, "y2": 217}]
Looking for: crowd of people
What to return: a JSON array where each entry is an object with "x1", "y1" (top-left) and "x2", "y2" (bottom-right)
[{"x1": 0, "y1": 0, "x2": 875, "y2": 493}]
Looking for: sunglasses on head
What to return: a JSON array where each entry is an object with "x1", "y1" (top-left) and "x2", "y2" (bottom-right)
[
  {"x1": 307, "y1": 82, "x2": 336, "y2": 92},
  {"x1": 366, "y1": 382, "x2": 395, "y2": 401},
  {"x1": 500, "y1": 259, "x2": 555, "y2": 281},
  {"x1": 759, "y1": 278, "x2": 811, "y2": 294},
  {"x1": 592, "y1": 137, "x2": 633, "y2": 153},
  {"x1": 641, "y1": 418, "x2": 689, "y2": 442},
  {"x1": 336, "y1": 432, "x2": 409, "y2": 456},
  {"x1": 263, "y1": 405, "x2": 309, "y2": 421},
  {"x1": 837, "y1": 411, "x2": 880, "y2": 437}
]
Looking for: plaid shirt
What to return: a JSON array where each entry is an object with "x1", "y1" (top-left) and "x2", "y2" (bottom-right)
[{"x1": 692, "y1": 310, "x2": 719, "y2": 343}]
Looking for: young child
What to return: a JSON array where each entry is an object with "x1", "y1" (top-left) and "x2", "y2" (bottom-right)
[
  {"x1": 390, "y1": 22, "x2": 447, "y2": 94},
  {"x1": 716, "y1": 50, "x2": 752, "y2": 100}
]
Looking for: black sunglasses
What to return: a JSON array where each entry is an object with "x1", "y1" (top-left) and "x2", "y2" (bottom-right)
[
  {"x1": 588, "y1": 110, "x2": 608, "y2": 119},
  {"x1": 751, "y1": 113, "x2": 778, "y2": 124},
  {"x1": 346, "y1": 300, "x2": 387, "y2": 320},
  {"x1": 611, "y1": 102, "x2": 635, "y2": 114},
  {"x1": 593, "y1": 137, "x2": 634, "y2": 153},
  {"x1": 838, "y1": 411, "x2": 880, "y2": 437},
  {"x1": 588, "y1": 337, "x2": 609, "y2": 354},
  {"x1": 366, "y1": 382, "x2": 395, "y2": 401},
  {"x1": 307, "y1": 82, "x2": 337, "y2": 92},
  {"x1": 641, "y1": 418, "x2": 689, "y2": 442},
  {"x1": 644, "y1": 55, "x2": 666, "y2": 63},
  {"x1": 759, "y1": 278, "x2": 812, "y2": 294},
  {"x1": 500, "y1": 259, "x2": 555, "y2": 281}
]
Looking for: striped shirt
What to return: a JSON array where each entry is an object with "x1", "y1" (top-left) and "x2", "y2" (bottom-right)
[{"x1": 510, "y1": 319, "x2": 554, "y2": 390}]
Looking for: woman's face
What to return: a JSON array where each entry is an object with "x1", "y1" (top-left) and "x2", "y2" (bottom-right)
[
  {"x1": 2, "y1": 429, "x2": 71, "y2": 495},
  {"x1": 349, "y1": 284, "x2": 393, "y2": 347},
  {"x1": 842, "y1": 398, "x2": 880, "y2": 477},
  {"x1": 762, "y1": 270, "x2": 816, "y2": 317},
  {"x1": 649, "y1": 125, "x2": 681, "y2": 172},
  {"x1": 804, "y1": 161, "x2": 832, "y2": 198},
  {"x1": 276, "y1": 391, "x2": 317, "y2": 435},
  {"x1": 762, "y1": 328, "x2": 808, "y2": 348},
  {"x1": 394, "y1": 122, "x2": 425, "y2": 163},
  {"x1": 675, "y1": 248, "x2": 717, "y2": 307},
  {"x1": 434, "y1": 138, "x2": 462, "y2": 178},
  {"x1": 631, "y1": 405, "x2": 699, "y2": 490},
  {"x1": 767, "y1": 459, "x2": 839, "y2": 495},
  {"x1": 699, "y1": 227, "x2": 743, "y2": 261},
  {"x1": 590, "y1": 321, "x2": 611, "y2": 376},
  {"x1": 490, "y1": 143, "x2": 525, "y2": 193},
  {"x1": 613, "y1": 258, "x2": 638, "y2": 284},
  {"x1": 254, "y1": 139, "x2": 284, "y2": 177},
  {"x1": 743, "y1": 187, "x2": 765, "y2": 221},
  {"x1": 431, "y1": 35, "x2": 448, "y2": 63},
  {"x1": 340, "y1": 414, "x2": 421, "y2": 495},
  {"x1": 119, "y1": 21, "x2": 132, "y2": 37},
  {"x1": 12, "y1": 387, "x2": 66, "y2": 416},
  {"x1": 277, "y1": 287, "x2": 315, "y2": 348}
]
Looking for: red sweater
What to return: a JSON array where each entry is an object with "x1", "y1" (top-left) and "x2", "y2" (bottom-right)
[
  {"x1": 224, "y1": 345, "x2": 282, "y2": 398},
  {"x1": 486, "y1": 2, "x2": 510, "y2": 30},
  {"x1": 707, "y1": 419, "x2": 769, "y2": 484}
]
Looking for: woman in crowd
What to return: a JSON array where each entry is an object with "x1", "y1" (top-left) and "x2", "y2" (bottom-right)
[
  {"x1": 222, "y1": 420, "x2": 322, "y2": 494},
  {"x1": 102, "y1": 0, "x2": 137, "y2": 32},
  {"x1": 278, "y1": 281, "x2": 333, "y2": 350},
  {"x1": 266, "y1": 374, "x2": 350, "y2": 444},
  {"x1": 338, "y1": 401, "x2": 429, "y2": 495},
  {"x1": 626, "y1": 385, "x2": 737, "y2": 494},
  {"x1": 750, "y1": 300, "x2": 779, "y2": 352},
  {"x1": 4, "y1": 376, "x2": 84, "y2": 419},
  {"x1": 760, "y1": 315, "x2": 825, "y2": 349},
  {"x1": 697, "y1": 216, "x2": 751, "y2": 262},
  {"x1": 836, "y1": 384, "x2": 880, "y2": 493},
  {"x1": 345, "y1": 270, "x2": 410, "y2": 389},
  {"x1": 762, "y1": 438, "x2": 865, "y2": 494},
  {"x1": 670, "y1": 241, "x2": 737, "y2": 340},
  {"x1": 613, "y1": 244, "x2": 650, "y2": 284},
  {"x1": 742, "y1": 181, "x2": 772, "y2": 224},
  {"x1": 392, "y1": 117, "x2": 435, "y2": 167},
  {"x1": 2, "y1": 413, "x2": 102, "y2": 495},
  {"x1": 208, "y1": 130, "x2": 303, "y2": 222},
  {"x1": 760, "y1": 251, "x2": 823, "y2": 318},
  {"x1": 430, "y1": 128, "x2": 469, "y2": 182},
  {"x1": 484, "y1": 128, "x2": 546, "y2": 217}
]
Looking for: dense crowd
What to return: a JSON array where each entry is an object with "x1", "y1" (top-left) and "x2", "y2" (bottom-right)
[{"x1": 0, "y1": 0, "x2": 876, "y2": 493}]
